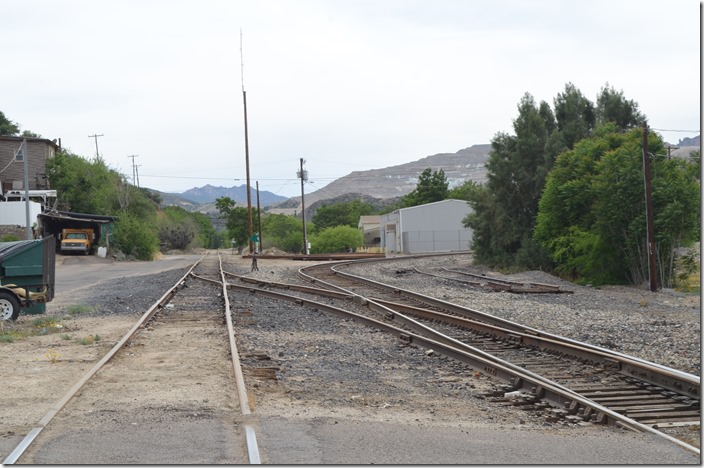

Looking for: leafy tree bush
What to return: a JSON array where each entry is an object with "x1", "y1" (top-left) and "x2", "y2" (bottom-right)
[
  {"x1": 309, "y1": 225, "x2": 363, "y2": 254},
  {"x1": 311, "y1": 199, "x2": 375, "y2": 231},
  {"x1": 215, "y1": 197, "x2": 259, "y2": 249},
  {"x1": 158, "y1": 207, "x2": 197, "y2": 250},
  {"x1": 261, "y1": 213, "x2": 305, "y2": 253},
  {"x1": 466, "y1": 82, "x2": 647, "y2": 271},
  {"x1": 534, "y1": 125, "x2": 700, "y2": 286},
  {"x1": 402, "y1": 168, "x2": 449, "y2": 207},
  {"x1": 113, "y1": 211, "x2": 159, "y2": 260}
]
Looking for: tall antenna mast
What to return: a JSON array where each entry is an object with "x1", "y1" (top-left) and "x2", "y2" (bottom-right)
[{"x1": 241, "y1": 29, "x2": 254, "y2": 253}]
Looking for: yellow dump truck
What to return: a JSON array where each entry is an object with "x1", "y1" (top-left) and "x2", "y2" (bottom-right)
[{"x1": 60, "y1": 228, "x2": 94, "y2": 255}]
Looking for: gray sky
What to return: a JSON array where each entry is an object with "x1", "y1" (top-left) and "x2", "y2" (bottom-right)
[{"x1": 2, "y1": 0, "x2": 700, "y2": 198}]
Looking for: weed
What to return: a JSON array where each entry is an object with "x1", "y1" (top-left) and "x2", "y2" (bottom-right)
[
  {"x1": 45, "y1": 349, "x2": 61, "y2": 363},
  {"x1": 76, "y1": 336, "x2": 95, "y2": 345},
  {"x1": 66, "y1": 304, "x2": 95, "y2": 316},
  {"x1": 59, "y1": 333, "x2": 72, "y2": 341},
  {"x1": 0, "y1": 334, "x2": 14, "y2": 343},
  {"x1": 32, "y1": 317, "x2": 64, "y2": 336}
]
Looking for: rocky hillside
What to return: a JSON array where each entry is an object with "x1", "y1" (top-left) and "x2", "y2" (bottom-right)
[{"x1": 280, "y1": 144, "x2": 491, "y2": 209}]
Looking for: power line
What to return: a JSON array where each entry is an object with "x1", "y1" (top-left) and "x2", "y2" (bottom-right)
[{"x1": 651, "y1": 128, "x2": 700, "y2": 133}]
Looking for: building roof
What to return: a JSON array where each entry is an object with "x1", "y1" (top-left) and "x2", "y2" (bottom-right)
[{"x1": 0, "y1": 135, "x2": 60, "y2": 150}]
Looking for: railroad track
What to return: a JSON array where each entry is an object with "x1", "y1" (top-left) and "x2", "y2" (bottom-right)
[
  {"x1": 4, "y1": 254, "x2": 260, "y2": 465},
  {"x1": 222, "y1": 258, "x2": 699, "y2": 454}
]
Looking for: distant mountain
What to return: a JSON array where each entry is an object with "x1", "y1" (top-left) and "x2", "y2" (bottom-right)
[
  {"x1": 676, "y1": 135, "x2": 700, "y2": 147},
  {"x1": 175, "y1": 184, "x2": 287, "y2": 206}
]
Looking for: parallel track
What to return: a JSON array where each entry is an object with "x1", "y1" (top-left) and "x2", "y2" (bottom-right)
[{"x1": 233, "y1": 258, "x2": 699, "y2": 453}]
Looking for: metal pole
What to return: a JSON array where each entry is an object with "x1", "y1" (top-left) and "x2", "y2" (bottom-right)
[
  {"x1": 22, "y1": 139, "x2": 30, "y2": 239},
  {"x1": 642, "y1": 123, "x2": 657, "y2": 292}
]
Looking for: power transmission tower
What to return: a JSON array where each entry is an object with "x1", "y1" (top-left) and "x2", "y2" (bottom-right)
[{"x1": 88, "y1": 133, "x2": 104, "y2": 160}]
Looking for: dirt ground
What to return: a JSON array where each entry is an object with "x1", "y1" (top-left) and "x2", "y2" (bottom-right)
[{"x1": 0, "y1": 253, "x2": 700, "y2": 462}]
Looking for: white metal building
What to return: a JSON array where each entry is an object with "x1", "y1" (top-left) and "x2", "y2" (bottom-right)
[{"x1": 380, "y1": 199, "x2": 473, "y2": 254}]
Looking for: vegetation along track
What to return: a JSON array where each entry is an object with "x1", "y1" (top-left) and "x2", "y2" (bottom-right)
[
  {"x1": 6, "y1": 254, "x2": 259, "y2": 465},
  {"x1": 223, "y1": 255, "x2": 699, "y2": 454}
]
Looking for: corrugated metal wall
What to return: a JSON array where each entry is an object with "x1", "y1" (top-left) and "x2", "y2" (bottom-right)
[{"x1": 380, "y1": 200, "x2": 473, "y2": 254}]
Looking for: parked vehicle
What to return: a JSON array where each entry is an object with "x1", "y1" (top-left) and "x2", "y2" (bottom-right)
[
  {"x1": 0, "y1": 237, "x2": 55, "y2": 321},
  {"x1": 60, "y1": 228, "x2": 94, "y2": 255}
]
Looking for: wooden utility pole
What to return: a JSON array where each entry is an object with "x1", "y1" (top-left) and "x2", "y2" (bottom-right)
[
  {"x1": 642, "y1": 123, "x2": 657, "y2": 292},
  {"x1": 298, "y1": 158, "x2": 309, "y2": 255},
  {"x1": 241, "y1": 31, "x2": 254, "y2": 253},
  {"x1": 256, "y1": 181, "x2": 262, "y2": 250},
  {"x1": 88, "y1": 134, "x2": 103, "y2": 160}
]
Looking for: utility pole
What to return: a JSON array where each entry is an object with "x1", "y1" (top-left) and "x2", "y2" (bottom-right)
[
  {"x1": 135, "y1": 164, "x2": 141, "y2": 188},
  {"x1": 256, "y1": 181, "x2": 263, "y2": 250},
  {"x1": 88, "y1": 134, "x2": 104, "y2": 160},
  {"x1": 14, "y1": 139, "x2": 31, "y2": 239},
  {"x1": 642, "y1": 123, "x2": 657, "y2": 292},
  {"x1": 127, "y1": 155, "x2": 139, "y2": 186},
  {"x1": 241, "y1": 30, "x2": 254, "y2": 254},
  {"x1": 298, "y1": 158, "x2": 309, "y2": 255}
]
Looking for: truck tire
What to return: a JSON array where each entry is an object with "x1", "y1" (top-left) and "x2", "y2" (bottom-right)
[{"x1": 0, "y1": 291, "x2": 20, "y2": 321}]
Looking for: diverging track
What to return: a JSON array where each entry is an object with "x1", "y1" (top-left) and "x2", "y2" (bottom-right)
[{"x1": 222, "y1": 257, "x2": 700, "y2": 455}]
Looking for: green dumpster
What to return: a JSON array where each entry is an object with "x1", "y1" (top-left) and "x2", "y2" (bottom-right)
[{"x1": 0, "y1": 236, "x2": 56, "y2": 319}]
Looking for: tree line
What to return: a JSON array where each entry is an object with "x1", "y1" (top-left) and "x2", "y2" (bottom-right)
[{"x1": 2, "y1": 79, "x2": 698, "y2": 288}]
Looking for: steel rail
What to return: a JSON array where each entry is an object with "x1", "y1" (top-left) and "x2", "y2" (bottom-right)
[
  {"x1": 216, "y1": 253, "x2": 261, "y2": 464},
  {"x1": 3, "y1": 255, "x2": 205, "y2": 465},
  {"x1": 225, "y1": 272, "x2": 699, "y2": 454},
  {"x1": 323, "y1": 262, "x2": 700, "y2": 398}
]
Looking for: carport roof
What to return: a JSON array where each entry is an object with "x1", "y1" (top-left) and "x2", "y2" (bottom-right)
[{"x1": 38, "y1": 211, "x2": 116, "y2": 224}]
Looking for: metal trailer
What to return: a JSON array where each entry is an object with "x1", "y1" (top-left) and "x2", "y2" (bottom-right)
[{"x1": 0, "y1": 236, "x2": 56, "y2": 320}]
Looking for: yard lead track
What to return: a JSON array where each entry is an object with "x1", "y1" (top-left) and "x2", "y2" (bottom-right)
[
  {"x1": 276, "y1": 258, "x2": 698, "y2": 453},
  {"x1": 5, "y1": 253, "x2": 260, "y2": 465},
  {"x1": 222, "y1": 260, "x2": 700, "y2": 453}
]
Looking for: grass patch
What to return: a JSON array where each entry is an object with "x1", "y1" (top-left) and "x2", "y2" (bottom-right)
[
  {"x1": 32, "y1": 317, "x2": 64, "y2": 336},
  {"x1": 66, "y1": 304, "x2": 96, "y2": 316},
  {"x1": 76, "y1": 334, "x2": 101, "y2": 345},
  {"x1": 0, "y1": 316, "x2": 65, "y2": 343}
]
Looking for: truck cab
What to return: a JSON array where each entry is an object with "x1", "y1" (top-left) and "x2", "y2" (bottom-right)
[{"x1": 60, "y1": 228, "x2": 94, "y2": 255}]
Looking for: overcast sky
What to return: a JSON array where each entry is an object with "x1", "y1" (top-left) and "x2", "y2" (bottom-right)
[{"x1": 2, "y1": 0, "x2": 700, "y2": 198}]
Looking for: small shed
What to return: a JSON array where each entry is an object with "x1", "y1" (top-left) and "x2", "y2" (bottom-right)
[
  {"x1": 358, "y1": 215, "x2": 381, "y2": 249},
  {"x1": 380, "y1": 199, "x2": 473, "y2": 254},
  {"x1": 37, "y1": 211, "x2": 116, "y2": 252}
]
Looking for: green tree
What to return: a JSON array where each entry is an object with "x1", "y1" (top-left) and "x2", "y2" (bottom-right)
[
  {"x1": 596, "y1": 83, "x2": 646, "y2": 130},
  {"x1": 113, "y1": 211, "x2": 159, "y2": 260},
  {"x1": 215, "y1": 197, "x2": 256, "y2": 249},
  {"x1": 261, "y1": 213, "x2": 305, "y2": 253},
  {"x1": 0, "y1": 111, "x2": 20, "y2": 136},
  {"x1": 448, "y1": 180, "x2": 482, "y2": 201},
  {"x1": 535, "y1": 125, "x2": 700, "y2": 286},
  {"x1": 465, "y1": 93, "x2": 555, "y2": 268},
  {"x1": 553, "y1": 82, "x2": 595, "y2": 150},
  {"x1": 158, "y1": 206, "x2": 198, "y2": 250},
  {"x1": 310, "y1": 225, "x2": 363, "y2": 253},
  {"x1": 311, "y1": 199, "x2": 375, "y2": 231},
  {"x1": 402, "y1": 168, "x2": 449, "y2": 207}
]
